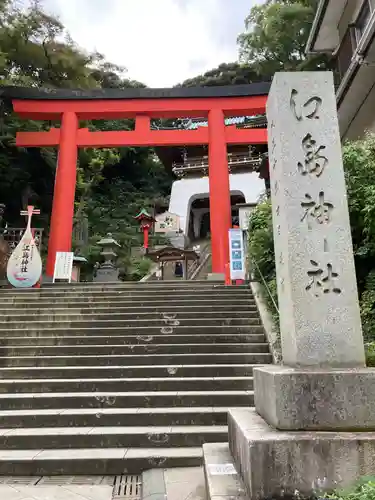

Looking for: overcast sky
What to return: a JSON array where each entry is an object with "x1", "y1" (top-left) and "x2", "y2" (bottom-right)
[{"x1": 41, "y1": 0, "x2": 261, "y2": 87}]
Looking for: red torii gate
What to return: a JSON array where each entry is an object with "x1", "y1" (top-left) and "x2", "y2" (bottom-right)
[{"x1": 6, "y1": 84, "x2": 269, "y2": 277}]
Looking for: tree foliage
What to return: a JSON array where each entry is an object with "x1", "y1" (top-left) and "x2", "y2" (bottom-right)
[
  {"x1": 343, "y1": 134, "x2": 375, "y2": 342},
  {"x1": 238, "y1": 0, "x2": 332, "y2": 78},
  {"x1": 0, "y1": 0, "x2": 172, "y2": 280},
  {"x1": 180, "y1": 62, "x2": 263, "y2": 87}
]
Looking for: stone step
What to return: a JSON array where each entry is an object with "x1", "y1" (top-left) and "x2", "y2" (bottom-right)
[
  {"x1": 0, "y1": 407, "x2": 232, "y2": 428},
  {"x1": 0, "y1": 325, "x2": 264, "y2": 336},
  {"x1": 0, "y1": 376, "x2": 254, "y2": 393},
  {"x1": 37, "y1": 281, "x2": 231, "y2": 290},
  {"x1": 0, "y1": 333, "x2": 265, "y2": 346},
  {"x1": 0, "y1": 390, "x2": 254, "y2": 410},
  {"x1": 203, "y1": 442, "x2": 247, "y2": 500},
  {"x1": 0, "y1": 281, "x2": 233, "y2": 291},
  {"x1": 40, "y1": 279, "x2": 221, "y2": 286},
  {"x1": 1, "y1": 352, "x2": 271, "y2": 367},
  {"x1": 0, "y1": 310, "x2": 260, "y2": 321},
  {"x1": 0, "y1": 425, "x2": 229, "y2": 450},
  {"x1": 0, "y1": 317, "x2": 259, "y2": 329},
  {"x1": 0, "y1": 304, "x2": 258, "y2": 315},
  {"x1": 0, "y1": 291, "x2": 254, "y2": 304},
  {"x1": 0, "y1": 286, "x2": 251, "y2": 297},
  {"x1": 0, "y1": 447, "x2": 203, "y2": 475},
  {"x1": 0, "y1": 363, "x2": 258, "y2": 379},
  {"x1": 0, "y1": 298, "x2": 257, "y2": 309},
  {"x1": 0, "y1": 343, "x2": 269, "y2": 357}
]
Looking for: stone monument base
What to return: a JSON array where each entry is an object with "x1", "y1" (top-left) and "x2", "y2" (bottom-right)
[
  {"x1": 254, "y1": 365, "x2": 375, "y2": 430},
  {"x1": 228, "y1": 408, "x2": 375, "y2": 500}
]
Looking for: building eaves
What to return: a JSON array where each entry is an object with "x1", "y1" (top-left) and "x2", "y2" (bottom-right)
[{"x1": 306, "y1": 0, "x2": 330, "y2": 54}]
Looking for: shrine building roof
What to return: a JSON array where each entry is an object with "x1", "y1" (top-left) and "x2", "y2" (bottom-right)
[{"x1": 147, "y1": 246, "x2": 199, "y2": 263}]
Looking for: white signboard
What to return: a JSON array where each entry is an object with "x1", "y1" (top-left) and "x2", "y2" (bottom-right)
[
  {"x1": 239, "y1": 205, "x2": 256, "y2": 231},
  {"x1": 154, "y1": 212, "x2": 180, "y2": 233},
  {"x1": 229, "y1": 228, "x2": 245, "y2": 280},
  {"x1": 207, "y1": 463, "x2": 237, "y2": 476},
  {"x1": 53, "y1": 252, "x2": 74, "y2": 283}
]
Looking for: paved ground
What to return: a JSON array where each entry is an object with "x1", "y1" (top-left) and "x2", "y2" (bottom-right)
[
  {"x1": 164, "y1": 467, "x2": 206, "y2": 500},
  {"x1": 0, "y1": 484, "x2": 113, "y2": 499},
  {"x1": 0, "y1": 468, "x2": 206, "y2": 499}
]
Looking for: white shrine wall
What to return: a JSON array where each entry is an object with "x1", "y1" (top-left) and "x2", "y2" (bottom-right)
[{"x1": 168, "y1": 172, "x2": 265, "y2": 235}]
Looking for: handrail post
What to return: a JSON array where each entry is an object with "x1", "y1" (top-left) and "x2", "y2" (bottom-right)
[{"x1": 225, "y1": 263, "x2": 231, "y2": 286}]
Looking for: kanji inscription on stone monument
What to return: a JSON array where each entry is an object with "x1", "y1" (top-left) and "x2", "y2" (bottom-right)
[
  {"x1": 301, "y1": 191, "x2": 333, "y2": 229},
  {"x1": 266, "y1": 72, "x2": 365, "y2": 367}
]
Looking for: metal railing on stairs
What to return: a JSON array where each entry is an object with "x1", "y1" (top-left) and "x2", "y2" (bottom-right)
[
  {"x1": 249, "y1": 259, "x2": 279, "y2": 315},
  {"x1": 187, "y1": 241, "x2": 211, "y2": 280}
]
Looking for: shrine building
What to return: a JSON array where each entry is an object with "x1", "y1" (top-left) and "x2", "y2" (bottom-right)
[{"x1": 157, "y1": 115, "x2": 269, "y2": 242}]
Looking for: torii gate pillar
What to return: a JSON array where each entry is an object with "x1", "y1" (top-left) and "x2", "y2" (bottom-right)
[
  {"x1": 208, "y1": 109, "x2": 231, "y2": 274},
  {"x1": 46, "y1": 112, "x2": 78, "y2": 276}
]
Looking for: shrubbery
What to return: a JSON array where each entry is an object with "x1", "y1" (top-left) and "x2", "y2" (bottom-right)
[
  {"x1": 247, "y1": 200, "x2": 278, "y2": 328},
  {"x1": 328, "y1": 477, "x2": 375, "y2": 500}
]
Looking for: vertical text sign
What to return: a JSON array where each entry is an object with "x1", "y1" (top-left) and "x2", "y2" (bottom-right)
[
  {"x1": 53, "y1": 252, "x2": 74, "y2": 283},
  {"x1": 266, "y1": 72, "x2": 365, "y2": 367}
]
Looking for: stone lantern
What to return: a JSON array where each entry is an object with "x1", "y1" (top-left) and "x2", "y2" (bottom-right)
[{"x1": 94, "y1": 233, "x2": 121, "y2": 282}]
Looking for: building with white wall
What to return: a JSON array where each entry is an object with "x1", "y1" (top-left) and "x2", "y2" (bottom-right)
[
  {"x1": 156, "y1": 115, "x2": 269, "y2": 244},
  {"x1": 169, "y1": 171, "x2": 265, "y2": 238}
]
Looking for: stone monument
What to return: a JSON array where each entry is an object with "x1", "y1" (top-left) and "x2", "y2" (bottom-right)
[{"x1": 228, "y1": 72, "x2": 375, "y2": 498}]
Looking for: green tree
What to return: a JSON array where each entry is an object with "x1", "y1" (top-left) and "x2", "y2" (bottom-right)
[
  {"x1": 238, "y1": 0, "x2": 331, "y2": 78},
  {"x1": 180, "y1": 62, "x2": 262, "y2": 87},
  {"x1": 343, "y1": 134, "x2": 375, "y2": 342},
  {"x1": 0, "y1": 0, "x2": 173, "y2": 281}
]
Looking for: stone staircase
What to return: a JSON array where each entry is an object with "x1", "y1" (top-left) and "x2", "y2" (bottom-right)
[{"x1": 0, "y1": 281, "x2": 271, "y2": 475}]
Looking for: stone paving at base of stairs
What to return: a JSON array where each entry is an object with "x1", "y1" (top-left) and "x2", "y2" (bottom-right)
[
  {"x1": 0, "y1": 469, "x2": 207, "y2": 500},
  {"x1": 0, "y1": 484, "x2": 113, "y2": 499},
  {"x1": 164, "y1": 467, "x2": 206, "y2": 500}
]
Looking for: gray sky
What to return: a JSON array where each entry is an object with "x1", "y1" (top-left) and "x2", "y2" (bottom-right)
[{"x1": 42, "y1": 0, "x2": 261, "y2": 87}]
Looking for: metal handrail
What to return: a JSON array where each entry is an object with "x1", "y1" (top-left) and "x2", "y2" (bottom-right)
[
  {"x1": 190, "y1": 252, "x2": 211, "y2": 280},
  {"x1": 187, "y1": 241, "x2": 211, "y2": 279},
  {"x1": 250, "y1": 258, "x2": 279, "y2": 315}
]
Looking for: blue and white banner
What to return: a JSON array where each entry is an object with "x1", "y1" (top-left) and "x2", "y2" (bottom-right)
[{"x1": 228, "y1": 228, "x2": 245, "y2": 280}]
